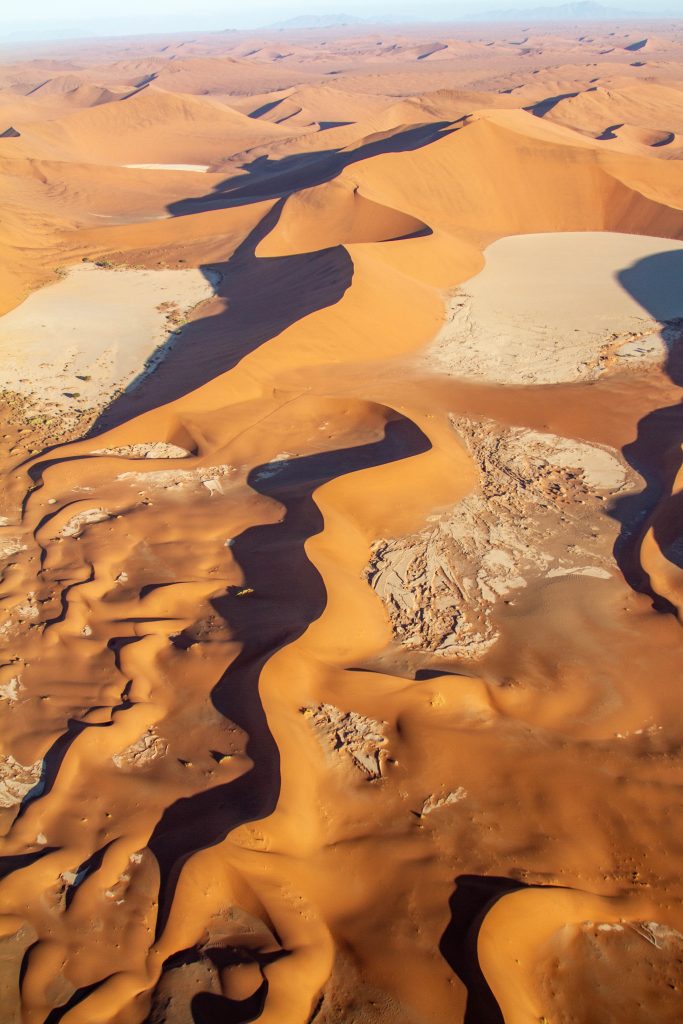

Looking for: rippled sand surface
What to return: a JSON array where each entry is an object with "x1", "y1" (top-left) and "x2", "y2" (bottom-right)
[{"x1": 0, "y1": 17, "x2": 682, "y2": 1024}]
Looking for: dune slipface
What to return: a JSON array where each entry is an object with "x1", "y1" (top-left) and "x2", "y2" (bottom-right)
[{"x1": 0, "y1": 15, "x2": 682, "y2": 1024}]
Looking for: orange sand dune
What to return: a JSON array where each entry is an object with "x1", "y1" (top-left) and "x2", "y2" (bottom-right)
[
  {"x1": 6, "y1": 85, "x2": 304, "y2": 165},
  {"x1": 0, "y1": 82, "x2": 130, "y2": 127},
  {"x1": 0, "y1": 18, "x2": 682, "y2": 1024},
  {"x1": 0, "y1": 153, "x2": 269, "y2": 313},
  {"x1": 538, "y1": 80, "x2": 683, "y2": 143}
]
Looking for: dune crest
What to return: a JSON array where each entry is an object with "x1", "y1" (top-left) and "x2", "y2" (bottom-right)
[{"x1": 0, "y1": 16, "x2": 682, "y2": 1024}]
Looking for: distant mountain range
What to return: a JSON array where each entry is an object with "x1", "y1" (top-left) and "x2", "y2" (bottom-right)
[
  {"x1": 479, "y1": 2, "x2": 665, "y2": 20},
  {"x1": 266, "y1": 13, "x2": 367, "y2": 29},
  {"x1": 263, "y1": 4, "x2": 674, "y2": 31},
  {"x1": 3, "y1": 2, "x2": 675, "y2": 46}
]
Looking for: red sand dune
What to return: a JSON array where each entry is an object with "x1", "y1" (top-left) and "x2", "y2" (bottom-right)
[{"x1": 0, "y1": 17, "x2": 682, "y2": 1024}]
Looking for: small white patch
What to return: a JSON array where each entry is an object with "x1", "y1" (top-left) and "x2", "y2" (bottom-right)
[
  {"x1": 112, "y1": 729, "x2": 168, "y2": 769},
  {"x1": 203, "y1": 478, "x2": 223, "y2": 497},
  {"x1": 59, "y1": 508, "x2": 111, "y2": 538},
  {"x1": 0, "y1": 538, "x2": 25, "y2": 559},
  {"x1": 253, "y1": 452, "x2": 296, "y2": 482},
  {"x1": 420, "y1": 788, "x2": 468, "y2": 816},
  {"x1": 628, "y1": 921, "x2": 683, "y2": 948},
  {"x1": 0, "y1": 755, "x2": 42, "y2": 807},
  {"x1": 546, "y1": 566, "x2": 612, "y2": 580},
  {"x1": 123, "y1": 163, "x2": 210, "y2": 173},
  {"x1": 93, "y1": 442, "x2": 190, "y2": 460},
  {"x1": 0, "y1": 677, "x2": 22, "y2": 702}
]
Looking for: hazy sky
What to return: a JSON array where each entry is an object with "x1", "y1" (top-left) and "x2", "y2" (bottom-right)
[{"x1": 1, "y1": 0, "x2": 680, "y2": 41}]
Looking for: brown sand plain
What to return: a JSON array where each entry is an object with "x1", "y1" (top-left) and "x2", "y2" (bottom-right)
[{"x1": 0, "y1": 15, "x2": 683, "y2": 1024}]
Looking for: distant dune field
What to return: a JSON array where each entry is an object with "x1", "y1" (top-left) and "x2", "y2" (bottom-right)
[{"x1": 0, "y1": 17, "x2": 682, "y2": 1024}]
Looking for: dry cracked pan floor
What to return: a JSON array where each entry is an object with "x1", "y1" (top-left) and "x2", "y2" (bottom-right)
[
  {"x1": 0, "y1": 19, "x2": 683, "y2": 1024},
  {"x1": 366, "y1": 416, "x2": 634, "y2": 659}
]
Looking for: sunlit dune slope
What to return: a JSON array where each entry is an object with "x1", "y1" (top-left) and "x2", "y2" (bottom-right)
[
  {"x1": 538, "y1": 81, "x2": 683, "y2": 146},
  {"x1": 6, "y1": 85, "x2": 302, "y2": 165},
  {"x1": 0, "y1": 20, "x2": 682, "y2": 1024},
  {"x1": 261, "y1": 110, "x2": 683, "y2": 262}
]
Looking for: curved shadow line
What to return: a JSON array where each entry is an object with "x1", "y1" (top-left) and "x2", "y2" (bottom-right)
[
  {"x1": 148, "y1": 413, "x2": 431, "y2": 939},
  {"x1": 167, "y1": 121, "x2": 455, "y2": 216},
  {"x1": 440, "y1": 874, "x2": 529, "y2": 1024},
  {"x1": 88, "y1": 201, "x2": 355, "y2": 437},
  {"x1": 610, "y1": 252, "x2": 683, "y2": 607},
  {"x1": 14, "y1": 682, "x2": 134, "y2": 824},
  {"x1": 15, "y1": 122, "x2": 453, "y2": 466}
]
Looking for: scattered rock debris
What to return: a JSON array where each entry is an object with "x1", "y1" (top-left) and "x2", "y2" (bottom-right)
[
  {"x1": 0, "y1": 676, "x2": 22, "y2": 702},
  {"x1": 366, "y1": 416, "x2": 635, "y2": 658},
  {"x1": 92, "y1": 442, "x2": 191, "y2": 459},
  {"x1": 302, "y1": 703, "x2": 388, "y2": 779},
  {"x1": 0, "y1": 538, "x2": 25, "y2": 559},
  {"x1": 59, "y1": 507, "x2": 111, "y2": 538},
  {"x1": 112, "y1": 729, "x2": 168, "y2": 769},
  {"x1": 627, "y1": 921, "x2": 683, "y2": 949},
  {"x1": 420, "y1": 788, "x2": 468, "y2": 817},
  {"x1": 117, "y1": 463, "x2": 234, "y2": 492},
  {"x1": 0, "y1": 754, "x2": 42, "y2": 807},
  {"x1": 0, "y1": 593, "x2": 40, "y2": 642}
]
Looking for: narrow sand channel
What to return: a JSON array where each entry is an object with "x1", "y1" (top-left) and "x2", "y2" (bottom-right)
[{"x1": 429, "y1": 232, "x2": 683, "y2": 384}]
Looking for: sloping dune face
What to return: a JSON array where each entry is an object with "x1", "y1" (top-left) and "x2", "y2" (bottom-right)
[{"x1": 1, "y1": 17, "x2": 683, "y2": 1024}]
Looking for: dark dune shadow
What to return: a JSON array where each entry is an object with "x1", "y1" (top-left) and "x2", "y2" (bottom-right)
[
  {"x1": 43, "y1": 117, "x2": 453, "y2": 443},
  {"x1": 440, "y1": 875, "x2": 528, "y2": 1024},
  {"x1": 12, "y1": 679, "x2": 134, "y2": 827},
  {"x1": 42, "y1": 976, "x2": 114, "y2": 1024},
  {"x1": 318, "y1": 120, "x2": 354, "y2": 131},
  {"x1": 152, "y1": 943, "x2": 281, "y2": 1023},
  {"x1": 611, "y1": 249, "x2": 683, "y2": 602},
  {"x1": 596, "y1": 123, "x2": 624, "y2": 140},
  {"x1": 88, "y1": 201, "x2": 354, "y2": 436},
  {"x1": 32, "y1": 414, "x2": 431, "y2": 1020},
  {"x1": 0, "y1": 846, "x2": 56, "y2": 882},
  {"x1": 651, "y1": 131, "x2": 676, "y2": 149},
  {"x1": 167, "y1": 121, "x2": 454, "y2": 216},
  {"x1": 524, "y1": 87, "x2": 597, "y2": 118},
  {"x1": 248, "y1": 97, "x2": 288, "y2": 119},
  {"x1": 148, "y1": 414, "x2": 431, "y2": 939},
  {"x1": 191, "y1": 986, "x2": 266, "y2": 1024}
]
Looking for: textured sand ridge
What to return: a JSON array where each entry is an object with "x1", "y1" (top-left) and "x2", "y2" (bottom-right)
[{"x1": 0, "y1": 17, "x2": 682, "y2": 1024}]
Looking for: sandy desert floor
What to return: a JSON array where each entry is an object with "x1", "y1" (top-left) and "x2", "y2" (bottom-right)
[{"x1": 0, "y1": 14, "x2": 682, "y2": 1024}]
